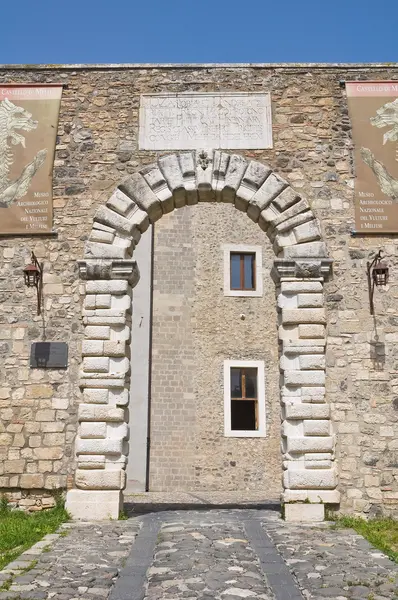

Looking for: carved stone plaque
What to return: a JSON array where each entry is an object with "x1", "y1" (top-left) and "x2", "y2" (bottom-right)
[
  {"x1": 30, "y1": 342, "x2": 68, "y2": 369},
  {"x1": 139, "y1": 93, "x2": 273, "y2": 150}
]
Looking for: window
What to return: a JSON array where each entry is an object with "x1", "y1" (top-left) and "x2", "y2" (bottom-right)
[
  {"x1": 224, "y1": 360, "x2": 266, "y2": 437},
  {"x1": 230, "y1": 253, "x2": 256, "y2": 291},
  {"x1": 223, "y1": 245, "x2": 262, "y2": 297}
]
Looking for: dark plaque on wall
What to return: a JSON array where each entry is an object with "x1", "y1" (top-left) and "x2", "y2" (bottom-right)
[{"x1": 30, "y1": 342, "x2": 68, "y2": 369}]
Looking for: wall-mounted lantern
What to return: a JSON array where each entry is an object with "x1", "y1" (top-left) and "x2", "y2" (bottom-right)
[
  {"x1": 23, "y1": 251, "x2": 43, "y2": 316},
  {"x1": 367, "y1": 250, "x2": 389, "y2": 315}
]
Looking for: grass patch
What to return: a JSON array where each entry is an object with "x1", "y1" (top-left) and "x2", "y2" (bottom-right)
[
  {"x1": 0, "y1": 496, "x2": 69, "y2": 571},
  {"x1": 335, "y1": 515, "x2": 398, "y2": 563}
]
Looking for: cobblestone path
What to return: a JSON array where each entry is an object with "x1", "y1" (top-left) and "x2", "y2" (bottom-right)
[
  {"x1": 1, "y1": 509, "x2": 398, "y2": 600},
  {"x1": 0, "y1": 520, "x2": 140, "y2": 600},
  {"x1": 263, "y1": 515, "x2": 398, "y2": 599}
]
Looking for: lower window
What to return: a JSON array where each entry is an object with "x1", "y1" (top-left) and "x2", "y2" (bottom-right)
[{"x1": 224, "y1": 360, "x2": 266, "y2": 437}]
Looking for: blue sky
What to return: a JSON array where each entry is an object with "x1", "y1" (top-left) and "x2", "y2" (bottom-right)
[{"x1": 0, "y1": 0, "x2": 397, "y2": 64}]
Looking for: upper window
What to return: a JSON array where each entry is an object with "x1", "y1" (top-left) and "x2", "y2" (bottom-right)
[
  {"x1": 223, "y1": 245, "x2": 263, "y2": 297},
  {"x1": 224, "y1": 360, "x2": 266, "y2": 437},
  {"x1": 230, "y1": 253, "x2": 256, "y2": 291}
]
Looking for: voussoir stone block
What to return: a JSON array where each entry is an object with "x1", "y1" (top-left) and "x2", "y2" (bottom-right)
[
  {"x1": 293, "y1": 219, "x2": 321, "y2": 244},
  {"x1": 66, "y1": 490, "x2": 122, "y2": 520},
  {"x1": 120, "y1": 173, "x2": 163, "y2": 222},
  {"x1": 89, "y1": 229, "x2": 115, "y2": 244},
  {"x1": 106, "y1": 189, "x2": 135, "y2": 216},
  {"x1": 297, "y1": 293, "x2": 323, "y2": 308},
  {"x1": 281, "y1": 280, "x2": 323, "y2": 293},
  {"x1": 82, "y1": 340, "x2": 104, "y2": 356},
  {"x1": 284, "y1": 370, "x2": 325, "y2": 386},
  {"x1": 282, "y1": 489, "x2": 340, "y2": 503},
  {"x1": 84, "y1": 295, "x2": 96, "y2": 310},
  {"x1": 78, "y1": 455, "x2": 106, "y2": 469},
  {"x1": 252, "y1": 173, "x2": 288, "y2": 222},
  {"x1": 235, "y1": 160, "x2": 270, "y2": 210},
  {"x1": 82, "y1": 357, "x2": 109, "y2": 373},
  {"x1": 83, "y1": 389, "x2": 109, "y2": 404},
  {"x1": 76, "y1": 438, "x2": 123, "y2": 455},
  {"x1": 272, "y1": 186, "x2": 301, "y2": 212},
  {"x1": 212, "y1": 151, "x2": 230, "y2": 200},
  {"x1": 273, "y1": 210, "x2": 313, "y2": 235},
  {"x1": 303, "y1": 420, "x2": 330, "y2": 436},
  {"x1": 141, "y1": 163, "x2": 173, "y2": 211},
  {"x1": 94, "y1": 206, "x2": 137, "y2": 237},
  {"x1": 103, "y1": 341, "x2": 125, "y2": 357},
  {"x1": 178, "y1": 152, "x2": 198, "y2": 205},
  {"x1": 284, "y1": 468, "x2": 337, "y2": 489},
  {"x1": 283, "y1": 341, "x2": 325, "y2": 354},
  {"x1": 75, "y1": 469, "x2": 125, "y2": 490},
  {"x1": 299, "y1": 324, "x2": 325, "y2": 339},
  {"x1": 110, "y1": 388, "x2": 129, "y2": 406},
  {"x1": 267, "y1": 198, "x2": 310, "y2": 228},
  {"x1": 222, "y1": 154, "x2": 248, "y2": 203},
  {"x1": 95, "y1": 294, "x2": 112, "y2": 308},
  {"x1": 78, "y1": 404, "x2": 125, "y2": 422},
  {"x1": 283, "y1": 402, "x2": 330, "y2": 420},
  {"x1": 284, "y1": 503, "x2": 325, "y2": 522},
  {"x1": 283, "y1": 242, "x2": 328, "y2": 259},
  {"x1": 287, "y1": 436, "x2": 334, "y2": 453},
  {"x1": 158, "y1": 154, "x2": 187, "y2": 208},
  {"x1": 86, "y1": 280, "x2": 129, "y2": 295},
  {"x1": 282, "y1": 308, "x2": 326, "y2": 325},
  {"x1": 80, "y1": 421, "x2": 107, "y2": 439},
  {"x1": 80, "y1": 377, "x2": 126, "y2": 388},
  {"x1": 84, "y1": 326, "x2": 111, "y2": 340},
  {"x1": 299, "y1": 355, "x2": 326, "y2": 370},
  {"x1": 305, "y1": 459, "x2": 332, "y2": 469}
]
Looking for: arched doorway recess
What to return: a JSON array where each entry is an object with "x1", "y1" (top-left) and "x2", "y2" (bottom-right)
[{"x1": 66, "y1": 150, "x2": 338, "y2": 521}]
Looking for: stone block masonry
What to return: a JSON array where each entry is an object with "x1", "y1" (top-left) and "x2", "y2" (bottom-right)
[{"x1": 0, "y1": 63, "x2": 398, "y2": 518}]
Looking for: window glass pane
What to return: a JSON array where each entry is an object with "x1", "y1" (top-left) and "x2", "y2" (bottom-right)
[
  {"x1": 244, "y1": 368, "x2": 257, "y2": 398},
  {"x1": 230, "y1": 368, "x2": 242, "y2": 398},
  {"x1": 243, "y1": 254, "x2": 255, "y2": 290},
  {"x1": 230, "y1": 254, "x2": 241, "y2": 289},
  {"x1": 231, "y1": 400, "x2": 257, "y2": 430}
]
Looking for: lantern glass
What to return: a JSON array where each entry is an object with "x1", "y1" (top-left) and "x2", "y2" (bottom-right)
[
  {"x1": 23, "y1": 264, "x2": 40, "y2": 287},
  {"x1": 372, "y1": 263, "x2": 389, "y2": 286}
]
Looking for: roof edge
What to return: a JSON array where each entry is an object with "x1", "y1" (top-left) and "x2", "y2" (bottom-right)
[{"x1": 0, "y1": 62, "x2": 397, "y2": 71}]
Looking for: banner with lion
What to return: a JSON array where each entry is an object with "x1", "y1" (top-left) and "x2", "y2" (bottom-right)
[
  {"x1": 0, "y1": 85, "x2": 62, "y2": 235},
  {"x1": 347, "y1": 81, "x2": 398, "y2": 233}
]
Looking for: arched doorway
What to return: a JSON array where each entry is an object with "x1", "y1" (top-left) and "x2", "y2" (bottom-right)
[{"x1": 66, "y1": 150, "x2": 338, "y2": 521}]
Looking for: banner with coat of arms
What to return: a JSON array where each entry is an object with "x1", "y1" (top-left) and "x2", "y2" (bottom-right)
[
  {"x1": 0, "y1": 85, "x2": 62, "y2": 235},
  {"x1": 346, "y1": 81, "x2": 398, "y2": 233}
]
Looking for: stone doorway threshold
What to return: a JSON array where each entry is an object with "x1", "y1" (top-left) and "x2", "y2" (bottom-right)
[{"x1": 124, "y1": 490, "x2": 281, "y2": 515}]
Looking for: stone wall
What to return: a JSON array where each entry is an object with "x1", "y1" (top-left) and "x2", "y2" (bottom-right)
[{"x1": 0, "y1": 64, "x2": 398, "y2": 515}]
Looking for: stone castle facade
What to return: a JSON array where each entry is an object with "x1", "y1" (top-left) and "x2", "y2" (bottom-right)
[{"x1": 0, "y1": 63, "x2": 398, "y2": 520}]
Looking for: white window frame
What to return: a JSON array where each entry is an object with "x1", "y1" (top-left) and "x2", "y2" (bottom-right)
[
  {"x1": 223, "y1": 244, "x2": 263, "y2": 297},
  {"x1": 223, "y1": 360, "x2": 266, "y2": 438}
]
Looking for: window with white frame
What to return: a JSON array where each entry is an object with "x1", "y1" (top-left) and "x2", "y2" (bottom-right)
[
  {"x1": 224, "y1": 360, "x2": 266, "y2": 437},
  {"x1": 223, "y1": 245, "x2": 263, "y2": 297}
]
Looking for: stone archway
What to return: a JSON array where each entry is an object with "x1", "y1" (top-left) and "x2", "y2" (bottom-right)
[{"x1": 66, "y1": 150, "x2": 339, "y2": 521}]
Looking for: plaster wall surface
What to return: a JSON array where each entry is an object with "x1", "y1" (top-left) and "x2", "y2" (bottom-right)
[
  {"x1": 0, "y1": 64, "x2": 398, "y2": 515},
  {"x1": 125, "y1": 226, "x2": 152, "y2": 493},
  {"x1": 150, "y1": 203, "x2": 281, "y2": 494}
]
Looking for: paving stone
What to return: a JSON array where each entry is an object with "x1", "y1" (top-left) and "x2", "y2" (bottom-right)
[
  {"x1": 262, "y1": 513, "x2": 398, "y2": 599},
  {"x1": 2, "y1": 509, "x2": 398, "y2": 600}
]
